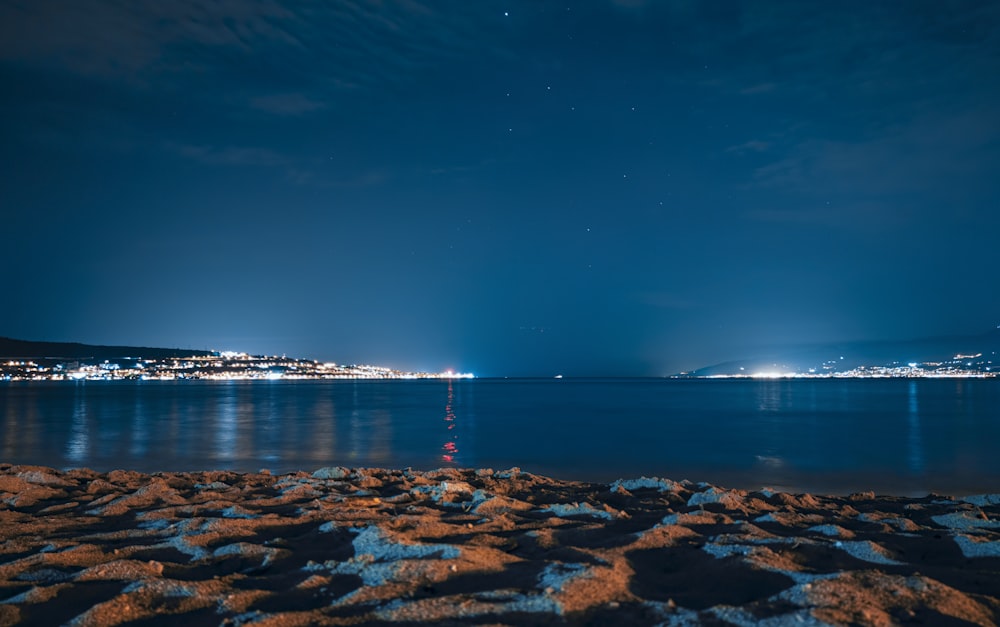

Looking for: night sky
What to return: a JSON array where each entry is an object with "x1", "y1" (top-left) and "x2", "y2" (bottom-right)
[{"x1": 2, "y1": 1, "x2": 998, "y2": 376}]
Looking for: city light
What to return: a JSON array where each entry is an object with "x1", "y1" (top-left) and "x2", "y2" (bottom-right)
[{"x1": 0, "y1": 352, "x2": 476, "y2": 382}]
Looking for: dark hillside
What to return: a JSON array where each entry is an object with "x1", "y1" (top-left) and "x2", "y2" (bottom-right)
[{"x1": 0, "y1": 337, "x2": 215, "y2": 360}]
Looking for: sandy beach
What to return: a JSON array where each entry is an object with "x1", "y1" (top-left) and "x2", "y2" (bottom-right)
[{"x1": 1, "y1": 463, "x2": 999, "y2": 626}]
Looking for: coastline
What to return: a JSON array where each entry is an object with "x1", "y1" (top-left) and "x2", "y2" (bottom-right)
[{"x1": 2, "y1": 464, "x2": 999, "y2": 626}]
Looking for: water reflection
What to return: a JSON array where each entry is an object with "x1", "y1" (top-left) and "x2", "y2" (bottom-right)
[
  {"x1": 368, "y1": 409, "x2": 392, "y2": 464},
  {"x1": 5, "y1": 379, "x2": 996, "y2": 493},
  {"x1": 2, "y1": 389, "x2": 21, "y2": 460},
  {"x1": 756, "y1": 381, "x2": 783, "y2": 412},
  {"x1": 260, "y1": 382, "x2": 280, "y2": 463},
  {"x1": 4, "y1": 387, "x2": 40, "y2": 456},
  {"x1": 66, "y1": 383, "x2": 89, "y2": 462},
  {"x1": 130, "y1": 388, "x2": 148, "y2": 457},
  {"x1": 442, "y1": 380, "x2": 458, "y2": 463},
  {"x1": 216, "y1": 385, "x2": 238, "y2": 462},
  {"x1": 338, "y1": 383, "x2": 393, "y2": 465},
  {"x1": 167, "y1": 394, "x2": 183, "y2": 461},
  {"x1": 753, "y1": 381, "x2": 786, "y2": 479},
  {"x1": 236, "y1": 386, "x2": 257, "y2": 466},
  {"x1": 908, "y1": 381, "x2": 924, "y2": 474},
  {"x1": 907, "y1": 381, "x2": 924, "y2": 474},
  {"x1": 348, "y1": 383, "x2": 363, "y2": 463},
  {"x1": 305, "y1": 392, "x2": 335, "y2": 463}
]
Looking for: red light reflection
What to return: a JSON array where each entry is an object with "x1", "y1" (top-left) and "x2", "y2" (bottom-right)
[{"x1": 441, "y1": 380, "x2": 458, "y2": 463}]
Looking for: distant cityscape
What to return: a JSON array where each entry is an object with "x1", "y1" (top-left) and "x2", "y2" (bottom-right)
[
  {"x1": 0, "y1": 351, "x2": 474, "y2": 382},
  {"x1": 1, "y1": 333, "x2": 997, "y2": 380},
  {"x1": 677, "y1": 326, "x2": 1000, "y2": 379},
  {"x1": 2, "y1": 353, "x2": 995, "y2": 381},
  {"x1": 683, "y1": 353, "x2": 996, "y2": 379}
]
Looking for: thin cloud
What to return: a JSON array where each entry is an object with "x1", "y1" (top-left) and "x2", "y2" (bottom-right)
[
  {"x1": 327, "y1": 171, "x2": 388, "y2": 189},
  {"x1": 635, "y1": 291, "x2": 697, "y2": 311},
  {"x1": 745, "y1": 202, "x2": 901, "y2": 231},
  {"x1": 749, "y1": 106, "x2": 1000, "y2": 199},
  {"x1": 691, "y1": 2, "x2": 1000, "y2": 105},
  {"x1": 165, "y1": 142, "x2": 389, "y2": 189},
  {"x1": 284, "y1": 168, "x2": 389, "y2": 189},
  {"x1": 249, "y1": 93, "x2": 327, "y2": 116},
  {"x1": 726, "y1": 140, "x2": 770, "y2": 154},
  {"x1": 166, "y1": 142, "x2": 288, "y2": 168},
  {"x1": 610, "y1": 0, "x2": 652, "y2": 9},
  {"x1": 0, "y1": 0, "x2": 300, "y2": 78},
  {"x1": 739, "y1": 82, "x2": 776, "y2": 95},
  {"x1": 0, "y1": 1, "x2": 509, "y2": 90}
]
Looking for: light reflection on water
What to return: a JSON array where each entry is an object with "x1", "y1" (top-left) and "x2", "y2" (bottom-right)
[
  {"x1": 347, "y1": 383, "x2": 364, "y2": 464},
  {"x1": 442, "y1": 379, "x2": 457, "y2": 463},
  {"x1": 215, "y1": 385, "x2": 237, "y2": 462},
  {"x1": 908, "y1": 380, "x2": 924, "y2": 475},
  {"x1": 131, "y1": 389, "x2": 147, "y2": 457},
  {"x1": 0, "y1": 379, "x2": 998, "y2": 495},
  {"x1": 66, "y1": 384, "x2": 88, "y2": 462},
  {"x1": 752, "y1": 381, "x2": 787, "y2": 475},
  {"x1": 306, "y1": 392, "x2": 335, "y2": 463}
]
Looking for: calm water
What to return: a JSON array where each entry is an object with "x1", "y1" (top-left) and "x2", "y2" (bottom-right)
[{"x1": 1, "y1": 378, "x2": 998, "y2": 495}]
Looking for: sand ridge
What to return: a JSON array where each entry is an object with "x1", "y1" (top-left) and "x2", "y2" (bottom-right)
[{"x1": 1, "y1": 463, "x2": 999, "y2": 626}]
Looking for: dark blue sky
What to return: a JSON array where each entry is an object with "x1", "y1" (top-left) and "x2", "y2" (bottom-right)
[{"x1": 2, "y1": 1, "x2": 998, "y2": 376}]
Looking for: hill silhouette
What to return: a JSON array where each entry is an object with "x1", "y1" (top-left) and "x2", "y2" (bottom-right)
[
  {"x1": 0, "y1": 337, "x2": 215, "y2": 361},
  {"x1": 688, "y1": 327, "x2": 1000, "y2": 376}
]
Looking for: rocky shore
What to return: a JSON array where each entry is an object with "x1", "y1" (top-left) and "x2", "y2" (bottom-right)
[{"x1": 2, "y1": 464, "x2": 999, "y2": 626}]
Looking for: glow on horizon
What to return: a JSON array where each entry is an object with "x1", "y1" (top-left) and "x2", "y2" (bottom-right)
[
  {"x1": 750, "y1": 372, "x2": 789, "y2": 379},
  {"x1": 441, "y1": 370, "x2": 475, "y2": 379}
]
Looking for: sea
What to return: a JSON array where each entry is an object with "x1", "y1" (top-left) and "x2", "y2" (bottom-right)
[{"x1": 1, "y1": 378, "x2": 998, "y2": 496}]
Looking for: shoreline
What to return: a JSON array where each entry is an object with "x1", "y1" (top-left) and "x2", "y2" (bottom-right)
[
  {"x1": 6, "y1": 457, "x2": 995, "y2": 500},
  {"x1": 2, "y1": 463, "x2": 999, "y2": 625}
]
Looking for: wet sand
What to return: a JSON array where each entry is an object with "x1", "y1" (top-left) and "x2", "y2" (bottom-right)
[{"x1": 1, "y1": 463, "x2": 999, "y2": 626}]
